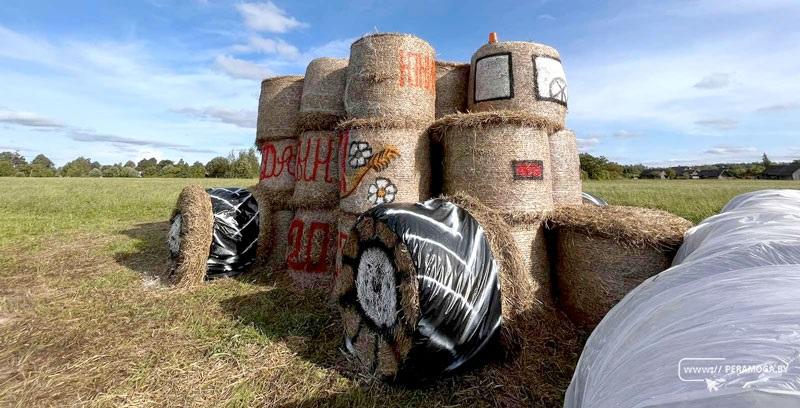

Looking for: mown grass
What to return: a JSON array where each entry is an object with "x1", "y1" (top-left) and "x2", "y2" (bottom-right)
[{"x1": 1, "y1": 177, "x2": 798, "y2": 407}]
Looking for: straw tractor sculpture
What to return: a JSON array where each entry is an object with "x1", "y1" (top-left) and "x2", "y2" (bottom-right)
[{"x1": 167, "y1": 32, "x2": 691, "y2": 380}]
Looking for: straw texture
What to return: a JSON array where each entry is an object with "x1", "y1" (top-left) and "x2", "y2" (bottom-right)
[
  {"x1": 299, "y1": 58, "x2": 347, "y2": 130},
  {"x1": 266, "y1": 209, "x2": 294, "y2": 274},
  {"x1": 510, "y1": 220, "x2": 552, "y2": 306},
  {"x1": 258, "y1": 138, "x2": 297, "y2": 209},
  {"x1": 256, "y1": 76, "x2": 304, "y2": 142},
  {"x1": 335, "y1": 211, "x2": 358, "y2": 276},
  {"x1": 168, "y1": 185, "x2": 213, "y2": 287},
  {"x1": 547, "y1": 205, "x2": 692, "y2": 327},
  {"x1": 549, "y1": 129, "x2": 582, "y2": 206},
  {"x1": 286, "y1": 209, "x2": 337, "y2": 290},
  {"x1": 338, "y1": 121, "x2": 431, "y2": 214},
  {"x1": 435, "y1": 61, "x2": 469, "y2": 118},
  {"x1": 468, "y1": 41, "x2": 566, "y2": 129},
  {"x1": 345, "y1": 33, "x2": 436, "y2": 121},
  {"x1": 292, "y1": 130, "x2": 339, "y2": 209},
  {"x1": 437, "y1": 115, "x2": 554, "y2": 213}
]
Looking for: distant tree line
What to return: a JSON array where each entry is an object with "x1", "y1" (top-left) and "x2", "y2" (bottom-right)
[
  {"x1": 0, "y1": 149, "x2": 260, "y2": 179},
  {"x1": 579, "y1": 153, "x2": 795, "y2": 180}
]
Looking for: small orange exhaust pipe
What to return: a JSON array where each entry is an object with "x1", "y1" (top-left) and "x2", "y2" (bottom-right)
[{"x1": 488, "y1": 32, "x2": 498, "y2": 44}]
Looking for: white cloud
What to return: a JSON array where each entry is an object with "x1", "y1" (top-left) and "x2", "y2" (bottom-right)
[
  {"x1": 236, "y1": 2, "x2": 307, "y2": 33},
  {"x1": 173, "y1": 107, "x2": 256, "y2": 128},
  {"x1": 693, "y1": 73, "x2": 731, "y2": 89},
  {"x1": 232, "y1": 36, "x2": 300, "y2": 59},
  {"x1": 704, "y1": 145, "x2": 758, "y2": 155},
  {"x1": 756, "y1": 102, "x2": 800, "y2": 113},
  {"x1": 538, "y1": 14, "x2": 556, "y2": 21},
  {"x1": 695, "y1": 118, "x2": 738, "y2": 130},
  {"x1": 214, "y1": 55, "x2": 271, "y2": 80},
  {"x1": 577, "y1": 137, "x2": 601, "y2": 151},
  {"x1": 613, "y1": 130, "x2": 643, "y2": 139},
  {"x1": 0, "y1": 109, "x2": 64, "y2": 128}
]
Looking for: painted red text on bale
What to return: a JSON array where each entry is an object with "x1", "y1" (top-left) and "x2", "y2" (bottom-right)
[
  {"x1": 398, "y1": 50, "x2": 436, "y2": 94},
  {"x1": 287, "y1": 219, "x2": 333, "y2": 273},
  {"x1": 260, "y1": 142, "x2": 296, "y2": 180}
]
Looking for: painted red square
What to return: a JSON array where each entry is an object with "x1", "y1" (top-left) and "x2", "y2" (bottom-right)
[{"x1": 512, "y1": 160, "x2": 544, "y2": 180}]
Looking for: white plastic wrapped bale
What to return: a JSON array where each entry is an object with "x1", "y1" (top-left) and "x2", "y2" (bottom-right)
[{"x1": 565, "y1": 190, "x2": 800, "y2": 408}]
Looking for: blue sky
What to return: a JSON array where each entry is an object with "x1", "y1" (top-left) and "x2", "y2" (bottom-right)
[{"x1": 1, "y1": 0, "x2": 798, "y2": 167}]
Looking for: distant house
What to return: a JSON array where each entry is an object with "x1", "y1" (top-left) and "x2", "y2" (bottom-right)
[
  {"x1": 763, "y1": 163, "x2": 800, "y2": 180},
  {"x1": 697, "y1": 169, "x2": 734, "y2": 179}
]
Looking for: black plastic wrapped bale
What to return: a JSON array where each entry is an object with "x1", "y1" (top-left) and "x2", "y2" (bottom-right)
[
  {"x1": 333, "y1": 198, "x2": 502, "y2": 380},
  {"x1": 205, "y1": 188, "x2": 260, "y2": 279}
]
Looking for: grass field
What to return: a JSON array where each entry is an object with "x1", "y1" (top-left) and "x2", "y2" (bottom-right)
[{"x1": 1, "y1": 178, "x2": 798, "y2": 407}]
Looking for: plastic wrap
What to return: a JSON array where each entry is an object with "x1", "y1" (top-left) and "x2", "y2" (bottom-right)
[
  {"x1": 581, "y1": 191, "x2": 608, "y2": 207},
  {"x1": 205, "y1": 188, "x2": 260, "y2": 279},
  {"x1": 565, "y1": 189, "x2": 800, "y2": 407},
  {"x1": 365, "y1": 198, "x2": 502, "y2": 373}
]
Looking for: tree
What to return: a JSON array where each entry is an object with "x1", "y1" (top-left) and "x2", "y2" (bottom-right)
[
  {"x1": 29, "y1": 154, "x2": 56, "y2": 177},
  {"x1": 228, "y1": 149, "x2": 260, "y2": 178},
  {"x1": 61, "y1": 157, "x2": 93, "y2": 177},
  {"x1": 0, "y1": 160, "x2": 14, "y2": 177},
  {"x1": 102, "y1": 165, "x2": 122, "y2": 178},
  {"x1": 124, "y1": 160, "x2": 136, "y2": 168},
  {"x1": 157, "y1": 159, "x2": 174, "y2": 169},
  {"x1": 88, "y1": 168, "x2": 103, "y2": 177},
  {"x1": 579, "y1": 153, "x2": 624, "y2": 180},
  {"x1": 120, "y1": 166, "x2": 139, "y2": 177},
  {"x1": 137, "y1": 158, "x2": 159, "y2": 177},
  {"x1": 665, "y1": 169, "x2": 677, "y2": 179},
  {"x1": 189, "y1": 161, "x2": 206, "y2": 178},
  {"x1": 205, "y1": 157, "x2": 231, "y2": 178},
  {"x1": 762, "y1": 153, "x2": 772, "y2": 168}
]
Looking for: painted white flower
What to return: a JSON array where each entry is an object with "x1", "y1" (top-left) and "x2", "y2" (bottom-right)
[
  {"x1": 348, "y1": 141, "x2": 372, "y2": 168},
  {"x1": 367, "y1": 178, "x2": 397, "y2": 205}
]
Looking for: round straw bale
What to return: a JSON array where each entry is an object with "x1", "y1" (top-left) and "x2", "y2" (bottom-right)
[
  {"x1": 345, "y1": 33, "x2": 436, "y2": 121},
  {"x1": 468, "y1": 41, "x2": 566, "y2": 129},
  {"x1": 167, "y1": 185, "x2": 213, "y2": 287},
  {"x1": 549, "y1": 129, "x2": 582, "y2": 206},
  {"x1": 435, "y1": 61, "x2": 469, "y2": 118},
  {"x1": 298, "y1": 58, "x2": 347, "y2": 130},
  {"x1": 337, "y1": 119, "x2": 431, "y2": 214},
  {"x1": 548, "y1": 205, "x2": 692, "y2": 328},
  {"x1": 258, "y1": 138, "x2": 297, "y2": 209},
  {"x1": 334, "y1": 196, "x2": 540, "y2": 380},
  {"x1": 257, "y1": 76, "x2": 304, "y2": 143},
  {"x1": 292, "y1": 130, "x2": 339, "y2": 209},
  {"x1": 434, "y1": 111, "x2": 554, "y2": 213},
  {"x1": 286, "y1": 209, "x2": 337, "y2": 290}
]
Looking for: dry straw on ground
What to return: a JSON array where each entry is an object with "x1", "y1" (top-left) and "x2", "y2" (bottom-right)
[
  {"x1": 299, "y1": 58, "x2": 348, "y2": 130},
  {"x1": 434, "y1": 111, "x2": 555, "y2": 213},
  {"x1": 337, "y1": 118, "x2": 431, "y2": 214},
  {"x1": 168, "y1": 185, "x2": 213, "y2": 287},
  {"x1": 547, "y1": 205, "x2": 692, "y2": 327},
  {"x1": 286, "y1": 209, "x2": 337, "y2": 290},
  {"x1": 435, "y1": 61, "x2": 469, "y2": 118},
  {"x1": 292, "y1": 130, "x2": 340, "y2": 209},
  {"x1": 549, "y1": 129, "x2": 583, "y2": 206},
  {"x1": 468, "y1": 41, "x2": 566, "y2": 129},
  {"x1": 345, "y1": 33, "x2": 436, "y2": 121},
  {"x1": 257, "y1": 76, "x2": 304, "y2": 143}
]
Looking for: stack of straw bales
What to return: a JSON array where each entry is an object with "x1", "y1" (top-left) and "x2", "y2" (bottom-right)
[
  {"x1": 336, "y1": 33, "x2": 435, "y2": 272},
  {"x1": 286, "y1": 58, "x2": 347, "y2": 289},
  {"x1": 255, "y1": 76, "x2": 303, "y2": 273}
]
